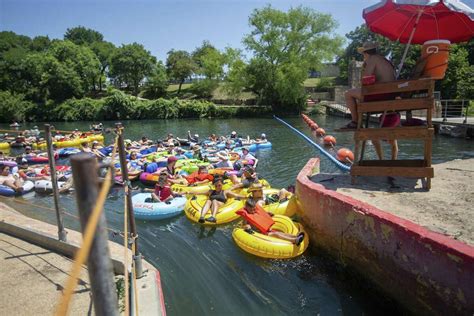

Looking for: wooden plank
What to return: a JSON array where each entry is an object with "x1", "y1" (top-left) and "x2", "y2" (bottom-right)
[
  {"x1": 358, "y1": 98, "x2": 434, "y2": 113},
  {"x1": 354, "y1": 127, "x2": 434, "y2": 141},
  {"x1": 350, "y1": 166, "x2": 434, "y2": 178},
  {"x1": 358, "y1": 159, "x2": 426, "y2": 167},
  {"x1": 361, "y1": 79, "x2": 434, "y2": 95}
]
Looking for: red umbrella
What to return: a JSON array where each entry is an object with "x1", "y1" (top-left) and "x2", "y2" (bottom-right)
[{"x1": 363, "y1": 0, "x2": 474, "y2": 77}]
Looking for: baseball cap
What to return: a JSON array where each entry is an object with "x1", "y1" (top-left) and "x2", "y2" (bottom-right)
[
  {"x1": 231, "y1": 131, "x2": 236, "y2": 135},
  {"x1": 167, "y1": 156, "x2": 178, "y2": 163}
]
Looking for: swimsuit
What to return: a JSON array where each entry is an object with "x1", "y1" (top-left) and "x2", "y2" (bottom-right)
[{"x1": 209, "y1": 189, "x2": 227, "y2": 203}]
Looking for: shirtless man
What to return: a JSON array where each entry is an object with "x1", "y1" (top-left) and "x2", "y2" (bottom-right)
[{"x1": 342, "y1": 42, "x2": 395, "y2": 130}]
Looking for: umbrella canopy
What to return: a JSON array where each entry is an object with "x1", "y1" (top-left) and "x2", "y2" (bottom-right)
[{"x1": 364, "y1": 0, "x2": 474, "y2": 44}]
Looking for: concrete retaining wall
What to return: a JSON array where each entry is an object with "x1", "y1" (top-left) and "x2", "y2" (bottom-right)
[{"x1": 296, "y1": 158, "x2": 474, "y2": 315}]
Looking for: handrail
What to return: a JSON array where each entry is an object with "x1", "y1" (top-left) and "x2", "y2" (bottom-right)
[
  {"x1": 273, "y1": 116, "x2": 350, "y2": 172},
  {"x1": 55, "y1": 136, "x2": 119, "y2": 316}
]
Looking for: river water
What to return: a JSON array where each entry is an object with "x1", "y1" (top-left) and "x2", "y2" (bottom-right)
[{"x1": 2, "y1": 115, "x2": 473, "y2": 315}]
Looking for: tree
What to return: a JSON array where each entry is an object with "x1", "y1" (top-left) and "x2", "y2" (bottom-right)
[
  {"x1": 166, "y1": 50, "x2": 196, "y2": 95},
  {"x1": 90, "y1": 41, "x2": 116, "y2": 91},
  {"x1": 192, "y1": 41, "x2": 225, "y2": 80},
  {"x1": 64, "y1": 26, "x2": 104, "y2": 45},
  {"x1": 222, "y1": 48, "x2": 248, "y2": 99},
  {"x1": 142, "y1": 62, "x2": 168, "y2": 99},
  {"x1": 0, "y1": 91, "x2": 34, "y2": 122},
  {"x1": 50, "y1": 40, "x2": 101, "y2": 93},
  {"x1": 438, "y1": 45, "x2": 472, "y2": 99},
  {"x1": 243, "y1": 6, "x2": 343, "y2": 112},
  {"x1": 0, "y1": 31, "x2": 31, "y2": 52},
  {"x1": 109, "y1": 43, "x2": 156, "y2": 96},
  {"x1": 30, "y1": 36, "x2": 51, "y2": 52}
]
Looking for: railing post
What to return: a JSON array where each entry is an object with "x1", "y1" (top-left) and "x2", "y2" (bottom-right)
[
  {"x1": 44, "y1": 124, "x2": 67, "y2": 242},
  {"x1": 70, "y1": 154, "x2": 119, "y2": 316},
  {"x1": 443, "y1": 101, "x2": 447, "y2": 122},
  {"x1": 463, "y1": 100, "x2": 467, "y2": 124},
  {"x1": 115, "y1": 123, "x2": 144, "y2": 279}
]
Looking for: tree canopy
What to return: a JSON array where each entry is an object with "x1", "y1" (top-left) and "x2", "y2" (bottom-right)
[
  {"x1": 109, "y1": 43, "x2": 156, "y2": 96},
  {"x1": 166, "y1": 50, "x2": 196, "y2": 95},
  {"x1": 243, "y1": 5, "x2": 343, "y2": 112},
  {"x1": 64, "y1": 26, "x2": 104, "y2": 45}
]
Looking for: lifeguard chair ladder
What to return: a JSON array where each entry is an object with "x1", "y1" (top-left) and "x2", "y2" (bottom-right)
[{"x1": 351, "y1": 79, "x2": 435, "y2": 190}]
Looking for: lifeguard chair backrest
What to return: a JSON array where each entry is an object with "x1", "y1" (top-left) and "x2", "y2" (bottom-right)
[{"x1": 236, "y1": 204, "x2": 275, "y2": 234}]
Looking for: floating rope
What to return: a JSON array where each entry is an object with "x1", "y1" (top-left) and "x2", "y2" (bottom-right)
[{"x1": 273, "y1": 115, "x2": 351, "y2": 172}]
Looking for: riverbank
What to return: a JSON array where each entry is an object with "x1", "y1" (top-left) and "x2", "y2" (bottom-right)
[
  {"x1": 311, "y1": 158, "x2": 474, "y2": 245},
  {"x1": 296, "y1": 158, "x2": 474, "y2": 315},
  {"x1": 1, "y1": 89, "x2": 271, "y2": 123}
]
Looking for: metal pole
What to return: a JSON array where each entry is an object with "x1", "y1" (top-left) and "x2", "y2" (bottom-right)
[
  {"x1": 443, "y1": 101, "x2": 447, "y2": 122},
  {"x1": 115, "y1": 123, "x2": 143, "y2": 278},
  {"x1": 44, "y1": 124, "x2": 67, "y2": 242},
  {"x1": 463, "y1": 100, "x2": 467, "y2": 124},
  {"x1": 70, "y1": 154, "x2": 119, "y2": 316}
]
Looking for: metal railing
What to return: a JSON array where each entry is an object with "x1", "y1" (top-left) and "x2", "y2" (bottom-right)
[{"x1": 440, "y1": 99, "x2": 472, "y2": 124}]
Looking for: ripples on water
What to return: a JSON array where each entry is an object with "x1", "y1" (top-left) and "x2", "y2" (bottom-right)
[{"x1": 2, "y1": 117, "x2": 473, "y2": 315}]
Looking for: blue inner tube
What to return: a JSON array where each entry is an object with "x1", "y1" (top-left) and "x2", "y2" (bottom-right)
[
  {"x1": 0, "y1": 181, "x2": 35, "y2": 197},
  {"x1": 273, "y1": 115, "x2": 350, "y2": 172},
  {"x1": 58, "y1": 147, "x2": 81, "y2": 157},
  {"x1": 132, "y1": 193, "x2": 186, "y2": 220}
]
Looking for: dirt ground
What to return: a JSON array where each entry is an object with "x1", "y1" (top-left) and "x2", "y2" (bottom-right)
[{"x1": 310, "y1": 158, "x2": 474, "y2": 246}]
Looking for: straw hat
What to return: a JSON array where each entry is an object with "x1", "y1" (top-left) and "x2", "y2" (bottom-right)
[
  {"x1": 247, "y1": 182, "x2": 263, "y2": 192},
  {"x1": 357, "y1": 42, "x2": 378, "y2": 53}
]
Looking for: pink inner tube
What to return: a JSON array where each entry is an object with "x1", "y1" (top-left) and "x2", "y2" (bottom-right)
[{"x1": 0, "y1": 160, "x2": 17, "y2": 167}]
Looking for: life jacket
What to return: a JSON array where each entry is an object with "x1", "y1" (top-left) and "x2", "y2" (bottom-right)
[
  {"x1": 185, "y1": 172, "x2": 213, "y2": 184},
  {"x1": 236, "y1": 204, "x2": 275, "y2": 234}
]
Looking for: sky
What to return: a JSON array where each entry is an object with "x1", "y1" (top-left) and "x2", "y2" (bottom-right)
[{"x1": 1, "y1": 0, "x2": 473, "y2": 62}]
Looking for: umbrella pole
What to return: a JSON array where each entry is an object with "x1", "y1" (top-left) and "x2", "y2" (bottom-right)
[{"x1": 396, "y1": 10, "x2": 423, "y2": 79}]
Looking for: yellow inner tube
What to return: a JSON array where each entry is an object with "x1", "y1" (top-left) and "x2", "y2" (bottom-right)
[
  {"x1": 184, "y1": 195, "x2": 244, "y2": 225},
  {"x1": 171, "y1": 179, "x2": 232, "y2": 195},
  {"x1": 33, "y1": 134, "x2": 105, "y2": 150},
  {"x1": 0, "y1": 142, "x2": 10, "y2": 150},
  {"x1": 258, "y1": 188, "x2": 297, "y2": 217},
  {"x1": 232, "y1": 215, "x2": 309, "y2": 259}
]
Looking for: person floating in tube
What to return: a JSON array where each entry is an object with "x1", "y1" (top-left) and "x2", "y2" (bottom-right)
[{"x1": 237, "y1": 199, "x2": 304, "y2": 245}]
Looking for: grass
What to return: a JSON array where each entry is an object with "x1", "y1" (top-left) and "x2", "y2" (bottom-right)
[
  {"x1": 303, "y1": 78, "x2": 322, "y2": 87},
  {"x1": 165, "y1": 76, "x2": 335, "y2": 100}
]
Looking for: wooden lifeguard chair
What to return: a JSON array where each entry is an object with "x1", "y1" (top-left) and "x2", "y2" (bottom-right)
[{"x1": 350, "y1": 79, "x2": 435, "y2": 189}]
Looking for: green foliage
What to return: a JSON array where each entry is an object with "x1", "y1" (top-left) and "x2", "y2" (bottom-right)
[
  {"x1": 90, "y1": 41, "x2": 116, "y2": 91},
  {"x1": 192, "y1": 41, "x2": 225, "y2": 80},
  {"x1": 101, "y1": 89, "x2": 136, "y2": 119},
  {"x1": 222, "y1": 49, "x2": 248, "y2": 99},
  {"x1": 64, "y1": 26, "x2": 104, "y2": 45},
  {"x1": 316, "y1": 77, "x2": 335, "y2": 91},
  {"x1": 438, "y1": 45, "x2": 473, "y2": 99},
  {"x1": 0, "y1": 31, "x2": 31, "y2": 52},
  {"x1": 243, "y1": 5, "x2": 342, "y2": 113},
  {"x1": 0, "y1": 91, "x2": 34, "y2": 122},
  {"x1": 166, "y1": 50, "x2": 197, "y2": 94},
  {"x1": 30, "y1": 36, "x2": 51, "y2": 52},
  {"x1": 142, "y1": 62, "x2": 169, "y2": 99},
  {"x1": 53, "y1": 97, "x2": 103, "y2": 121},
  {"x1": 190, "y1": 79, "x2": 219, "y2": 99},
  {"x1": 110, "y1": 43, "x2": 156, "y2": 95},
  {"x1": 50, "y1": 40, "x2": 101, "y2": 93}
]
